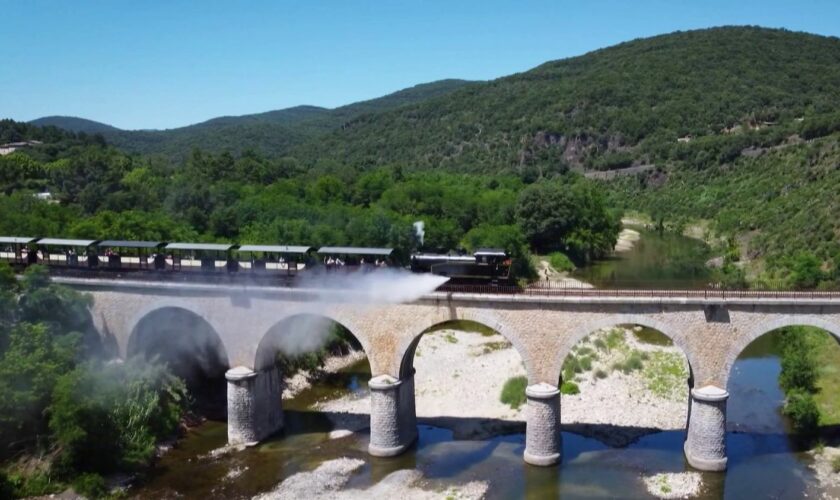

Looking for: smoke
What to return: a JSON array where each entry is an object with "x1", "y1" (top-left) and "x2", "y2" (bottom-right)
[
  {"x1": 413, "y1": 221, "x2": 425, "y2": 246},
  {"x1": 257, "y1": 268, "x2": 449, "y2": 364}
]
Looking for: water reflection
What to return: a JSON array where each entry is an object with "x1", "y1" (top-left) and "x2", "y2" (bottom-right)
[{"x1": 573, "y1": 226, "x2": 712, "y2": 289}]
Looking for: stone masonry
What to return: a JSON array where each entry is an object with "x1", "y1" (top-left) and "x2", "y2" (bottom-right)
[{"x1": 57, "y1": 277, "x2": 840, "y2": 470}]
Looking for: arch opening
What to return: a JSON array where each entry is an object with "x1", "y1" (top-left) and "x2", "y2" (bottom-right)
[
  {"x1": 128, "y1": 307, "x2": 230, "y2": 419},
  {"x1": 400, "y1": 319, "x2": 530, "y2": 439},
  {"x1": 558, "y1": 324, "x2": 692, "y2": 446},
  {"x1": 726, "y1": 323, "x2": 840, "y2": 440},
  {"x1": 255, "y1": 314, "x2": 371, "y2": 420}
]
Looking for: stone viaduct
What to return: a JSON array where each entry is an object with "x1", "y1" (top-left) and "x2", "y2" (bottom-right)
[{"x1": 55, "y1": 276, "x2": 840, "y2": 472}]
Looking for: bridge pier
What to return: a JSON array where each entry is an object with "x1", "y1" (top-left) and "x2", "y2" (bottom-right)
[
  {"x1": 368, "y1": 373, "x2": 417, "y2": 456},
  {"x1": 524, "y1": 383, "x2": 562, "y2": 466},
  {"x1": 684, "y1": 385, "x2": 728, "y2": 471},
  {"x1": 226, "y1": 366, "x2": 283, "y2": 445}
]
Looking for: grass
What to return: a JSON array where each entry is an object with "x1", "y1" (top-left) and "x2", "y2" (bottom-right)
[
  {"x1": 500, "y1": 376, "x2": 528, "y2": 409},
  {"x1": 808, "y1": 330, "x2": 840, "y2": 426},
  {"x1": 427, "y1": 320, "x2": 498, "y2": 337},
  {"x1": 641, "y1": 351, "x2": 689, "y2": 400},
  {"x1": 613, "y1": 351, "x2": 645, "y2": 374},
  {"x1": 832, "y1": 455, "x2": 840, "y2": 473},
  {"x1": 605, "y1": 328, "x2": 626, "y2": 351},
  {"x1": 482, "y1": 341, "x2": 510, "y2": 354},
  {"x1": 443, "y1": 332, "x2": 458, "y2": 344},
  {"x1": 560, "y1": 381, "x2": 580, "y2": 395}
]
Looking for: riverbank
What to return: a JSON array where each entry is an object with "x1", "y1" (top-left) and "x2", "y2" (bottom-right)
[
  {"x1": 316, "y1": 326, "x2": 688, "y2": 445},
  {"x1": 283, "y1": 349, "x2": 368, "y2": 400},
  {"x1": 254, "y1": 458, "x2": 488, "y2": 500}
]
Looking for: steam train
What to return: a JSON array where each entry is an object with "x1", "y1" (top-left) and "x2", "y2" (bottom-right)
[{"x1": 0, "y1": 236, "x2": 512, "y2": 286}]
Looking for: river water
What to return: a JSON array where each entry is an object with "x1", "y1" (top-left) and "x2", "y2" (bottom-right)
[{"x1": 131, "y1": 229, "x2": 828, "y2": 499}]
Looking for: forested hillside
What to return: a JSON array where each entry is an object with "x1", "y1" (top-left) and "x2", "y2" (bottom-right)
[
  {"x1": 30, "y1": 79, "x2": 472, "y2": 159},
  {"x1": 287, "y1": 27, "x2": 840, "y2": 175}
]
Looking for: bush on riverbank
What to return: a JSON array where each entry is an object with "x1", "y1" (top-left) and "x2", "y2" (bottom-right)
[
  {"x1": 500, "y1": 376, "x2": 528, "y2": 409},
  {"x1": 275, "y1": 324, "x2": 363, "y2": 374},
  {"x1": 560, "y1": 381, "x2": 580, "y2": 395},
  {"x1": 548, "y1": 252, "x2": 576, "y2": 272},
  {"x1": 784, "y1": 389, "x2": 820, "y2": 437},
  {"x1": 0, "y1": 265, "x2": 191, "y2": 498},
  {"x1": 778, "y1": 327, "x2": 822, "y2": 437}
]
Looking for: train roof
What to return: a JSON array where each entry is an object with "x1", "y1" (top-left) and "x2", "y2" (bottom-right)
[
  {"x1": 165, "y1": 242, "x2": 235, "y2": 252},
  {"x1": 98, "y1": 240, "x2": 164, "y2": 249},
  {"x1": 237, "y1": 244, "x2": 312, "y2": 254},
  {"x1": 317, "y1": 246, "x2": 393, "y2": 256},
  {"x1": 411, "y1": 253, "x2": 475, "y2": 261},
  {"x1": 0, "y1": 236, "x2": 36, "y2": 244},
  {"x1": 474, "y1": 248, "x2": 508, "y2": 256},
  {"x1": 37, "y1": 238, "x2": 98, "y2": 247}
]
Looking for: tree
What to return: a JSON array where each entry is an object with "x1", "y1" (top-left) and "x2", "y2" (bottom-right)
[{"x1": 515, "y1": 178, "x2": 619, "y2": 263}]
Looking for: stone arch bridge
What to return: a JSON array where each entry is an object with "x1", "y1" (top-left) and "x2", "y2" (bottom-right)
[{"x1": 56, "y1": 277, "x2": 840, "y2": 472}]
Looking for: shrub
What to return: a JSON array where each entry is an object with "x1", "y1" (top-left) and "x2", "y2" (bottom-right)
[
  {"x1": 548, "y1": 252, "x2": 576, "y2": 272},
  {"x1": 50, "y1": 358, "x2": 187, "y2": 474},
  {"x1": 562, "y1": 355, "x2": 580, "y2": 381},
  {"x1": 615, "y1": 352, "x2": 644, "y2": 374},
  {"x1": 500, "y1": 376, "x2": 528, "y2": 409},
  {"x1": 560, "y1": 382, "x2": 580, "y2": 395},
  {"x1": 778, "y1": 329, "x2": 817, "y2": 393},
  {"x1": 579, "y1": 356, "x2": 592, "y2": 371},
  {"x1": 595, "y1": 369, "x2": 608, "y2": 379},
  {"x1": 832, "y1": 456, "x2": 840, "y2": 473},
  {"x1": 783, "y1": 390, "x2": 820, "y2": 437},
  {"x1": 6, "y1": 471, "x2": 61, "y2": 498},
  {"x1": 72, "y1": 473, "x2": 107, "y2": 499},
  {"x1": 593, "y1": 338, "x2": 607, "y2": 351}
]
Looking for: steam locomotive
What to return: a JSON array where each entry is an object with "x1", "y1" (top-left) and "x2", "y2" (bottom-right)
[
  {"x1": 409, "y1": 249, "x2": 512, "y2": 285},
  {"x1": 0, "y1": 236, "x2": 512, "y2": 286}
]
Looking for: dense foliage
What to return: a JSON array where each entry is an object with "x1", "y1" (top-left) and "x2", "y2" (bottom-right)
[
  {"x1": 0, "y1": 264, "x2": 187, "y2": 497},
  {"x1": 1, "y1": 119, "x2": 623, "y2": 280},
  {"x1": 609, "y1": 133, "x2": 840, "y2": 283},
  {"x1": 777, "y1": 327, "x2": 822, "y2": 437}
]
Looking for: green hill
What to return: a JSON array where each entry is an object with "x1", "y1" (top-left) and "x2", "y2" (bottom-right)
[
  {"x1": 30, "y1": 79, "x2": 473, "y2": 159},
  {"x1": 284, "y1": 27, "x2": 840, "y2": 174}
]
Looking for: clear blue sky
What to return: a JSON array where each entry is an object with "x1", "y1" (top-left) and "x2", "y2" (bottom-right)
[{"x1": 2, "y1": 0, "x2": 839, "y2": 130}]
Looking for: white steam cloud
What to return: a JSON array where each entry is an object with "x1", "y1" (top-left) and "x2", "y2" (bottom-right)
[
  {"x1": 259, "y1": 268, "x2": 449, "y2": 361},
  {"x1": 413, "y1": 221, "x2": 425, "y2": 246}
]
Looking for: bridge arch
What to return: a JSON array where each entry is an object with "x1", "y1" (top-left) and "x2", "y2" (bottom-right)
[
  {"x1": 127, "y1": 305, "x2": 231, "y2": 416},
  {"x1": 722, "y1": 315, "x2": 840, "y2": 386},
  {"x1": 254, "y1": 312, "x2": 370, "y2": 372},
  {"x1": 556, "y1": 314, "x2": 698, "y2": 385},
  {"x1": 396, "y1": 310, "x2": 535, "y2": 382}
]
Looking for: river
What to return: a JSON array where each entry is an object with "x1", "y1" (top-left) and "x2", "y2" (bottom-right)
[{"x1": 130, "y1": 228, "x2": 829, "y2": 499}]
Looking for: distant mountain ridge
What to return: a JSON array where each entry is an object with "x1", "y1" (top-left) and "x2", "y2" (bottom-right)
[
  {"x1": 29, "y1": 79, "x2": 474, "y2": 158},
  {"x1": 29, "y1": 116, "x2": 120, "y2": 134}
]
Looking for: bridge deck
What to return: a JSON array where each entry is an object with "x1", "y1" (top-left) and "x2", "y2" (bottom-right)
[{"x1": 50, "y1": 276, "x2": 840, "y2": 306}]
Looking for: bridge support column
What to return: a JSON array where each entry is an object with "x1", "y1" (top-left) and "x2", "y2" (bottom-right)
[
  {"x1": 684, "y1": 385, "x2": 728, "y2": 471},
  {"x1": 369, "y1": 374, "x2": 417, "y2": 457},
  {"x1": 524, "y1": 383, "x2": 561, "y2": 466},
  {"x1": 226, "y1": 366, "x2": 283, "y2": 446}
]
